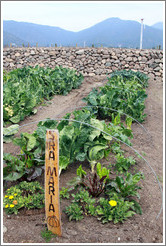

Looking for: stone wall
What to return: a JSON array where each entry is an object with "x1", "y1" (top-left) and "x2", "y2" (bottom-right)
[{"x1": 3, "y1": 47, "x2": 163, "y2": 79}]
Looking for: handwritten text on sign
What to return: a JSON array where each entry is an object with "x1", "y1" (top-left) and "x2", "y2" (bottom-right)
[{"x1": 45, "y1": 130, "x2": 62, "y2": 236}]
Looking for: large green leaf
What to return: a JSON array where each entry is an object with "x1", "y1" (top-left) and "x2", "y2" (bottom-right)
[
  {"x1": 3, "y1": 124, "x2": 19, "y2": 136},
  {"x1": 3, "y1": 170, "x2": 24, "y2": 181},
  {"x1": 88, "y1": 144, "x2": 108, "y2": 162},
  {"x1": 22, "y1": 132, "x2": 37, "y2": 151},
  {"x1": 9, "y1": 115, "x2": 21, "y2": 123}
]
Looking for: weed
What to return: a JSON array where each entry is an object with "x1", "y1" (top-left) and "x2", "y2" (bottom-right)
[{"x1": 41, "y1": 228, "x2": 57, "y2": 242}]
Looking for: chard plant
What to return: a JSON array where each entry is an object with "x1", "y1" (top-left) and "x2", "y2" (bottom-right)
[
  {"x1": 83, "y1": 70, "x2": 149, "y2": 122},
  {"x1": 3, "y1": 107, "x2": 134, "y2": 181},
  {"x1": 3, "y1": 65, "x2": 83, "y2": 125}
]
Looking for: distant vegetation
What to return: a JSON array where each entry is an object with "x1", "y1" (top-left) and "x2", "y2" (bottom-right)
[{"x1": 3, "y1": 18, "x2": 163, "y2": 49}]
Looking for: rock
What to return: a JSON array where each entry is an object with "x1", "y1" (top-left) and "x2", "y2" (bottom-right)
[
  {"x1": 102, "y1": 55, "x2": 110, "y2": 59},
  {"x1": 154, "y1": 66, "x2": 160, "y2": 71},
  {"x1": 17, "y1": 64, "x2": 22, "y2": 69},
  {"x1": 149, "y1": 63, "x2": 158, "y2": 69},
  {"x1": 105, "y1": 62, "x2": 111, "y2": 67},
  {"x1": 51, "y1": 61, "x2": 55, "y2": 66},
  {"x1": 155, "y1": 59, "x2": 161, "y2": 63},
  {"x1": 111, "y1": 55, "x2": 118, "y2": 59},
  {"x1": 125, "y1": 57, "x2": 132, "y2": 62},
  {"x1": 10, "y1": 63, "x2": 15, "y2": 67},
  {"x1": 69, "y1": 56, "x2": 75, "y2": 61},
  {"x1": 15, "y1": 52, "x2": 21, "y2": 57},
  {"x1": 6, "y1": 58, "x2": 13, "y2": 62},
  {"x1": 3, "y1": 48, "x2": 163, "y2": 78},
  {"x1": 155, "y1": 72, "x2": 161, "y2": 76},
  {"x1": 89, "y1": 73, "x2": 95, "y2": 76},
  {"x1": 121, "y1": 54, "x2": 127, "y2": 58},
  {"x1": 3, "y1": 225, "x2": 7, "y2": 233},
  {"x1": 39, "y1": 63, "x2": 45, "y2": 67},
  {"x1": 55, "y1": 58, "x2": 62, "y2": 63},
  {"x1": 95, "y1": 68, "x2": 103, "y2": 75},
  {"x1": 142, "y1": 56, "x2": 147, "y2": 62},
  {"x1": 133, "y1": 57, "x2": 138, "y2": 62},
  {"x1": 101, "y1": 49, "x2": 109, "y2": 55},
  {"x1": 76, "y1": 49, "x2": 84, "y2": 55},
  {"x1": 62, "y1": 51, "x2": 66, "y2": 55},
  {"x1": 25, "y1": 53, "x2": 30, "y2": 57},
  {"x1": 66, "y1": 229, "x2": 77, "y2": 236},
  {"x1": 147, "y1": 58, "x2": 154, "y2": 64},
  {"x1": 30, "y1": 50, "x2": 35, "y2": 55}
]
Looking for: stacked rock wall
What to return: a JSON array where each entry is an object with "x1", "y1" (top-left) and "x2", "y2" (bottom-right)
[{"x1": 3, "y1": 47, "x2": 163, "y2": 79}]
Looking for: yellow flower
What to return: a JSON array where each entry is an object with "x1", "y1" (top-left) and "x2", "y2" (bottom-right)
[
  {"x1": 5, "y1": 195, "x2": 8, "y2": 198},
  {"x1": 4, "y1": 105, "x2": 14, "y2": 116},
  {"x1": 9, "y1": 196, "x2": 14, "y2": 199},
  {"x1": 5, "y1": 205, "x2": 9, "y2": 208},
  {"x1": 109, "y1": 200, "x2": 117, "y2": 207},
  {"x1": 14, "y1": 193, "x2": 17, "y2": 196},
  {"x1": 10, "y1": 204, "x2": 14, "y2": 208}
]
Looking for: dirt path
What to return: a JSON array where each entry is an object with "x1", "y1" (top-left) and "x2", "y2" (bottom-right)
[
  {"x1": 3, "y1": 76, "x2": 107, "y2": 155},
  {"x1": 3, "y1": 75, "x2": 163, "y2": 243}
]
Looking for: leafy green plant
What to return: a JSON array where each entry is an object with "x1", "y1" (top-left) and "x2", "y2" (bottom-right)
[
  {"x1": 76, "y1": 165, "x2": 87, "y2": 178},
  {"x1": 3, "y1": 124, "x2": 19, "y2": 143},
  {"x1": 3, "y1": 153, "x2": 26, "y2": 181},
  {"x1": 81, "y1": 171, "x2": 106, "y2": 197},
  {"x1": 64, "y1": 187, "x2": 97, "y2": 220},
  {"x1": 114, "y1": 154, "x2": 136, "y2": 173},
  {"x1": 71, "y1": 188, "x2": 96, "y2": 214},
  {"x1": 110, "y1": 142, "x2": 124, "y2": 154},
  {"x1": 83, "y1": 70, "x2": 149, "y2": 122},
  {"x1": 87, "y1": 143, "x2": 108, "y2": 172},
  {"x1": 106, "y1": 172, "x2": 144, "y2": 214},
  {"x1": 3, "y1": 108, "x2": 134, "y2": 181},
  {"x1": 3, "y1": 65, "x2": 83, "y2": 125},
  {"x1": 60, "y1": 187, "x2": 70, "y2": 199},
  {"x1": 3, "y1": 181, "x2": 44, "y2": 214},
  {"x1": 96, "y1": 195, "x2": 135, "y2": 224},
  {"x1": 96, "y1": 162, "x2": 109, "y2": 180},
  {"x1": 68, "y1": 165, "x2": 108, "y2": 198},
  {"x1": 110, "y1": 69, "x2": 149, "y2": 88},
  {"x1": 64, "y1": 203, "x2": 84, "y2": 221},
  {"x1": 107, "y1": 172, "x2": 143, "y2": 198},
  {"x1": 41, "y1": 228, "x2": 57, "y2": 243}
]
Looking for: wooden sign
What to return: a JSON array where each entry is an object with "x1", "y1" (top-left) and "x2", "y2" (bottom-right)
[{"x1": 45, "y1": 129, "x2": 62, "y2": 236}]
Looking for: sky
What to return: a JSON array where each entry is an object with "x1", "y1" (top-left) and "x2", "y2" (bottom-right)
[{"x1": 2, "y1": 1, "x2": 164, "y2": 32}]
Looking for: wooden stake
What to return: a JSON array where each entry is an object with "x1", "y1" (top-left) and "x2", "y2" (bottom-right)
[{"x1": 45, "y1": 129, "x2": 62, "y2": 236}]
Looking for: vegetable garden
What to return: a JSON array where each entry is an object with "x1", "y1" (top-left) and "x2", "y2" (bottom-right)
[{"x1": 3, "y1": 66, "x2": 163, "y2": 243}]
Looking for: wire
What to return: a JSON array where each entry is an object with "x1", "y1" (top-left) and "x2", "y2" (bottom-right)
[{"x1": 4, "y1": 117, "x2": 162, "y2": 219}]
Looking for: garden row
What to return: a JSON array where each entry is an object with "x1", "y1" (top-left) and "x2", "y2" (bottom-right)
[
  {"x1": 3, "y1": 65, "x2": 83, "y2": 126},
  {"x1": 3, "y1": 68, "x2": 149, "y2": 229}
]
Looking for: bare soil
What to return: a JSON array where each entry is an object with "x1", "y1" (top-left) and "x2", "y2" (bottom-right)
[{"x1": 3, "y1": 75, "x2": 163, "y2": 244}]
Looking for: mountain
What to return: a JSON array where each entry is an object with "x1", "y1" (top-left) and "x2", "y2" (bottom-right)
[
  {"x1": 3, "y1": 20, "x2": 76, "y2": 47},
  {"x1": 151, "y1": 22, "x2": 163, "y2": 30},
  {"x1": 3, "y1": 31, "x2": 28, "y2": 47},
  {"x1": 76, "y1": 18, "x2": 163, "y2": 48},
  {"x1": 3, "y1": 18, "x2": 163, "y2": 49}
]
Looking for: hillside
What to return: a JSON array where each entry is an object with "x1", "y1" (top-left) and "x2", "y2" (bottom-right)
[
  {"x1": 3, "y1": 18, "x2": 163, "y2": 48},
  {"x1": 3, "y1": 31, "x2": 28, "y2": 47},
  {"x1": 151, "y1": 22, "x2": 163, "y2": 30}
]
